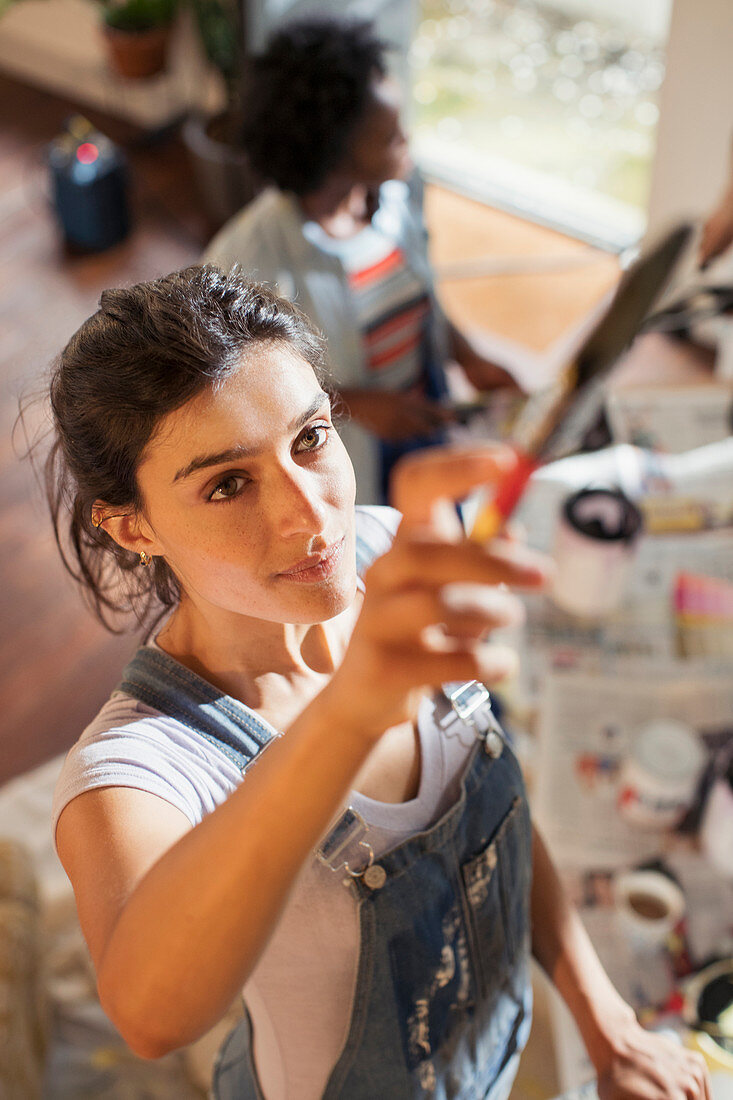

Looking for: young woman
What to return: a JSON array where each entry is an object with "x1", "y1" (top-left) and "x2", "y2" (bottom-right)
[
  {"x1": 204, "y1": 17, "x2": 518, "y2": 503},
  {"x1": 48, "y1": 266, "x2": 709, "y2": 1100}
]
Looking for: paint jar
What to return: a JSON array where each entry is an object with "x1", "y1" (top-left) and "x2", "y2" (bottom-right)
[
  {"x1": 617, "y1": 719, "x2": 706, "y2": 829},
  {"x1": 551, "y1": 487, "x2": 643, "y2": 617},
  {"x1": 682, "y1": 958, "x2": 733, "y2": 1074}
]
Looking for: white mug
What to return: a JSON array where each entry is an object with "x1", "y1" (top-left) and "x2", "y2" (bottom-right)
[{"x1": 613, "y1": 869, "x2": 685, "y2": 949}]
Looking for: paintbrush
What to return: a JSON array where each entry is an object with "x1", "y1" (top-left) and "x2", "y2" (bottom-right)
[{"x1": 469, "y1": 223, "x2": 694, "y2": 543}]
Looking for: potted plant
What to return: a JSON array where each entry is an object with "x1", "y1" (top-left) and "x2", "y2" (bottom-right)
[
  {"x1": 99, "y1": 0, "x2": 180, "y2": 79},
  {"x1": 0, "y1": 0, "x2": 179, "y2": 80},
  {"x1": 183, "y1": 0, "x2": 261, "y2": 229}
]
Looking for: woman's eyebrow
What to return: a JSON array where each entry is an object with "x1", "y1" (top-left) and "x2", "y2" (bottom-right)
[
  {"x1": 173, "y1": 392, "x2": 331, "y2": 483},
  {"x1": 290, "y1": 391, "x2": 331, "y2": 433}
]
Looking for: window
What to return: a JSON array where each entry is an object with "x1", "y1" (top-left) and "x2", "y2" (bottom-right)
[{"x1": 410, "y1": 0, "x2": 673, "y2": 250}]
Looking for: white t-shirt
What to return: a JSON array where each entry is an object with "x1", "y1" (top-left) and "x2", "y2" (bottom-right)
[{"x1": 51, "y1": 508, "x2": 479, "y2": 1100}]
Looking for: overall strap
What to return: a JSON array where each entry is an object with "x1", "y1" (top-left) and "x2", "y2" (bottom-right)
[{"x1": 117, "y1": 647, "x2": 278, "y2": 773}]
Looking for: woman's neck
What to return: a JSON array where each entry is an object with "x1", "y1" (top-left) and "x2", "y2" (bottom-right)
[{"x1": 155, "y1": 595, "x2": 360, "y2": 711}]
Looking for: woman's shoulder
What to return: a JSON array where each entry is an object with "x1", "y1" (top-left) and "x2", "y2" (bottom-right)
[
  {"x1": 354, "y1": 505, "x2": 400, "y2": 579},
  {"x1": 51, "y1": 691, "x2": 242, "y2": 846},
  {"x1": 355, "y1": 504, "x2": 400, "y2": 548}
]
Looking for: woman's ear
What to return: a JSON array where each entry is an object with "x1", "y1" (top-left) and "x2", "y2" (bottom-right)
[{"x1": 92, "y1": 501, "x2": 162, "y2": 560}]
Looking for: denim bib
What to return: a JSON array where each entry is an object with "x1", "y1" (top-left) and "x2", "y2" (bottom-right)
[{"x1": 118, "y1": 645, "x2": 533, "y2": 1100}]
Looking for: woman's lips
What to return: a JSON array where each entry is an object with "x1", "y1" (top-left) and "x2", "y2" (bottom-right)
[{"x1": 277, "y1": 538, "x2": 345, "y2": 582}]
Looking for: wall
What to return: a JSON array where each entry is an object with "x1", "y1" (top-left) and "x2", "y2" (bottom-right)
[{"x1": 646, "y1": 0, "x2": 733, "y2": 238}]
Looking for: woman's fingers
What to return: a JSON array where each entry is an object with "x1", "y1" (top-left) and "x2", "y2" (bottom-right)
[
  {"x1": 381, "y1": 639, "x2": 519, "y2": 691},
  {"x1": 390, "y1": 443, "x2": 519, "y2": 528},
  {"x1": 441, "y1": 582, "x2": 525, "y2": 623},
  {"x1": 595, "y1": 1024, "x2": 711, "y2": 1100},
  {"x1": 334, "y1": 639, "x2": 519, "y2": 738},
  {"x1": 367, "y1": 533, "x2": 552, "y2": 594},
  {"x1": 361, "y1": 583, "x2": 525, "y2": 645},
  {"x1": 336, "y1": 443, "x2": 554, "y2": 739}
]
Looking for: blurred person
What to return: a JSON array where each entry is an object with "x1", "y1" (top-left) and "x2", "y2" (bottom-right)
[{"x1": 204, "y1": 17, "x2": 519, "y2": 503}]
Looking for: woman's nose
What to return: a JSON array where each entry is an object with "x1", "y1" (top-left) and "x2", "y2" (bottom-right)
[{"x1": 271, "y1": 466, "x2": 326, "y2": 538}]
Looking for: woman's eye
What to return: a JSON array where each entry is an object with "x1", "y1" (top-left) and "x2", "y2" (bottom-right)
[
  {"x1": 297, "y1": 425, "x2": 330, "y2": 453},
  {"x1": 208, "y1": 474, "x2": 247, "y2": 502}
]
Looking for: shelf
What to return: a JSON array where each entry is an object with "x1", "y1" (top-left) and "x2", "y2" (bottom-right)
[{"x1": 0, "y1": 0, "x2": 221, "y2": 128}]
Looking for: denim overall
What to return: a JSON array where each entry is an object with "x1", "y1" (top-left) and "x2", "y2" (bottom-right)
[
  {"x1": 117, "y1": 537, "x2": 533, "y2": 1100},
  {"x1": 118, "y1": 649, "x2": 533, "y2": 1100}
]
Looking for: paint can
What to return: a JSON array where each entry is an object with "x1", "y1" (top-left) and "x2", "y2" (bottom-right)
[
  {"x1": 551, "y1": 486, "x2": 643, "y2": 617},
  {"x1": 617, "y1": 719, "x2": 706, "y2": 829}
]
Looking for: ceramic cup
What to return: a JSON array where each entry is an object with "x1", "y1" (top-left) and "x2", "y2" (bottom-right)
[{"x1": 613, "y1": 869, "x2": 685, "y2": 950}]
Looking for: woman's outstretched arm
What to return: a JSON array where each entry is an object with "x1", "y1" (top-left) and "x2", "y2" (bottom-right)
[
  {"x1": 530, "y1": 826, "x2": 711, "y2": 1100},
  {"x1": 57, "y1": 445, "x2": 548, "y2": 1059}
]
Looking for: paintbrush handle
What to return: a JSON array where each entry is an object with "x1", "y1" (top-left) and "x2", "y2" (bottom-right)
[{"x1": 469, "y1": 449, "x2": 538, "y2": 542}]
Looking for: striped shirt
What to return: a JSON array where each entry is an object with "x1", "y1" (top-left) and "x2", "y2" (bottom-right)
[{"x1": 310, "y1": 222, "x2": 431, "y2": 391}]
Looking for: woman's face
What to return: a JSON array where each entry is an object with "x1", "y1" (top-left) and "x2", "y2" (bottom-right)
[
  {"x1": 347, "y1": 75, "x2": 411, "y2": 186},
  {"x1": 134, "y1": 342, "x2": 357, "y2": 626}
]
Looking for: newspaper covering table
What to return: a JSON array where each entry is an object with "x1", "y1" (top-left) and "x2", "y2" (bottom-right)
[{"x1": 503, "y1": 438, "x2": 733, "y2": 1096}]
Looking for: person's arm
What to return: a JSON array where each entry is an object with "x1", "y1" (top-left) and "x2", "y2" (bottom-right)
[
  {"x1": 57, "y1": 445, "x2": 548, "y2": 1060},
  {"x1": 530, "y1": 826, "x2": 711, "y2": 1099},
  {"x1": 58, "y1": 692, "x2": 389, "y2": 1059},
  {"x1": 447, "y1": 320, "x2": 523, "y2": 392},
  {"x1": 337, "y1": 387, "x2": 453, "y2": 441},
  {"x1": 336, "y1": 317, "x2": 525, "y2": 441}
]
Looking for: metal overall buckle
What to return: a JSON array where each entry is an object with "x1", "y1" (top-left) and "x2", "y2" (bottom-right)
[
  {"x1": 447, "y1": 680, "x2": 490, "y2": 726},
  {"x1": 445, "y1": 681, "x2": 504, "y2": 759},
  {"x1": 316, "y1": 806, "x2": 382, "y2": 886}
]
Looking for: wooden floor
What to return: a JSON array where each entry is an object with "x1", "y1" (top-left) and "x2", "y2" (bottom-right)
[
  {"x1": 0, "y1": 72, "x2": 618, "y2": 785},
  {"x1": 0, "y1": 73, "x2": 207, "y2": 783}
]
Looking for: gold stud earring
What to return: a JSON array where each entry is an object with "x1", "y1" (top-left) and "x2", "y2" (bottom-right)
[{"x1": 139, "y1": 551, "x2": 151, "y2": 567}]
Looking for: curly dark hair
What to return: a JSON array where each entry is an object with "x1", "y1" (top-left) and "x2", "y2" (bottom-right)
[
  {"x1": 44, "y1": 264, "x2": 329, "y2": 634},
  {"x1": 242, "y1": 16, "x2": 388, "y2": 196}
]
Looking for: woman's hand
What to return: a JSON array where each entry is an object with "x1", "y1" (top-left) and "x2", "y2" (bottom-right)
[
  {"x1": 530, "y1": 831, "x2": 711, "y2": 1100},
  {"x1": 593, "y1": 1011, "x2": 711, "y2": 1100},
  {"x1": 325, "y1": 444, "x2": 552, "y2": 741}
]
